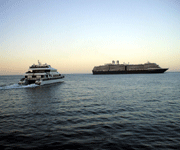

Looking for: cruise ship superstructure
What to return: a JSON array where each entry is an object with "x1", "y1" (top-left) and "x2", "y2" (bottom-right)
[
  {"x1": 19, "y1": 61, "x2": 64, "y2": 85},
  {"x1": 92, "y1": 61, "x2": 168, "y2": 74}
]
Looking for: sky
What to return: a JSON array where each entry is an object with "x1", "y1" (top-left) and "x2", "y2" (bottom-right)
[{"x1": 0, "y1": 0, "x2": 180, "y2": 75}]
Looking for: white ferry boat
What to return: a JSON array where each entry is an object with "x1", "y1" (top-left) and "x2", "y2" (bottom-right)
[{"x1": 18, "y1": 61, "x2": 64, "y2": 85}]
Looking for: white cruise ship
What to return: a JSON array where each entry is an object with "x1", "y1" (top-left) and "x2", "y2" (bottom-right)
[
  {"x1": 93, "y1": 61, "x2": 168, "y2": 74},
  {"x1": 18, "y1": 61, "x2": 64, "y2": 85}
]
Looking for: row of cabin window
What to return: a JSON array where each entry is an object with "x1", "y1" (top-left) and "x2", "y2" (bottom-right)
[
  {"x1": 25, "y1": 75, "x2": 47, "y2": 78},
  {"x1": 32, "y1": 70, "x2": 57, "y2": 73},
  {"x1": 25, "y1": 74, "x2": 61, "y2": 78}
]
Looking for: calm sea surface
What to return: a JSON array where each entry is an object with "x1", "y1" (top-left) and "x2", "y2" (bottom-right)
[{"x1": 0, "y1": 73, "x2": 180, "y2": 150}]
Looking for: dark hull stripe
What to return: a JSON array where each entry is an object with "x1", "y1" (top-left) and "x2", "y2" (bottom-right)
[{"x1": 92, "y1": 69, "x2": 168, "y2": 75}]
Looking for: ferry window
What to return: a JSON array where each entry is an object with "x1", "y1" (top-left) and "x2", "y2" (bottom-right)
[
  {"x1": 32, "y1": 75, "x2": 36, "y2": 78},
  {"x1": 41, "y1": 75, "x2": 44, "y2": 78},
  {"x1": 25, "y1": 76, "x2": 27, "y2": 78},
  {"x1": 46, "y1": 75, "x2": 48, "y2": 77}
]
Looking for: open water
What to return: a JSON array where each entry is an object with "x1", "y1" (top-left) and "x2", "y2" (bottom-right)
[{"x1": 0, "y1": 73, "x2": 180, "y2": 150}]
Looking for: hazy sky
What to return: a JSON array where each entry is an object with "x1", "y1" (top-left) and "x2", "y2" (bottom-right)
[{"x1": 1, "y1": 0, "x2": 180, "y2": 74}]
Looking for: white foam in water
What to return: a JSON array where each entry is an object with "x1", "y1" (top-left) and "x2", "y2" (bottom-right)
[{"x1": 0, "y1": 84, "x2": 39, "y2": 90}]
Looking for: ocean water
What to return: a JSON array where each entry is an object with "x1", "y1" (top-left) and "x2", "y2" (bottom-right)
[{"x1": 0, "y1": 73, "x2": 180, "y2": 150}]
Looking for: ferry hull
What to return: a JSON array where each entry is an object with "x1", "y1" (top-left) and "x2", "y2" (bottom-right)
[
  {"x1": 19, "y1": 77, "x2": 64, "y2": 86},
  {"x1": 39, "y1": 78, "x2": 64, "y2": 85},
  {"x1": 92, "y1": 68, "x2": 168, "y2": 75}
]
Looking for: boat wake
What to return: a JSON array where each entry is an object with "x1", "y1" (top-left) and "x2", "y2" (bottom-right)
[{"x1": 0, "y1": 84, "x2": 39, "y2": 90}]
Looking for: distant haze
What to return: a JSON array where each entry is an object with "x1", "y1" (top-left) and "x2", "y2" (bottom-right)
[{"x1": 1, "y1": 0, "x2": 180, "y2": 75}]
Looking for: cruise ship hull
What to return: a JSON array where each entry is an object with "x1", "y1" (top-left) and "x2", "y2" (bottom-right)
[{"x1": 93, "y1": 68, "x2": 168, "y2": 75}]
